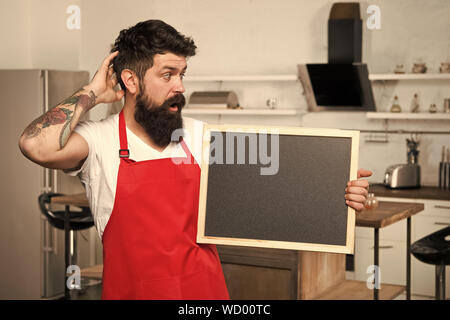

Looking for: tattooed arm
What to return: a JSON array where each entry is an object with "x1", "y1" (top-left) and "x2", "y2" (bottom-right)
[
  {"x1": 18, "y1": 51, "x2": 124, "y2": 170},
  {"x1": 18, "y1": 88, "x2": 95, "y2": 169}
]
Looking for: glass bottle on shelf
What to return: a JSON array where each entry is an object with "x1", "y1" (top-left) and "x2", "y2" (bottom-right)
[
  {"x1": 390, "y1": 95, "x2": 402, "y2": 113},
  {"x1": 429, "y1": 103, "x2": 437, "y2": 113},
  {"x1": 410, "y1": 93, "x2": 420, "y2": 113},
  {"x1": 364, "y1": 193, "x2": 379, "y2": 210}
]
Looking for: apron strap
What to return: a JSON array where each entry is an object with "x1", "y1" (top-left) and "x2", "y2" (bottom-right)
[{"x1": 118, "y1": 110, "x2": 130, "y2": 159}]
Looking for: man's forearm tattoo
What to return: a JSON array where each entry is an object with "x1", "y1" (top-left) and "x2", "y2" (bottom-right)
[{"x1": 23, "y1": 88, "x2": 96, "y2": 148}]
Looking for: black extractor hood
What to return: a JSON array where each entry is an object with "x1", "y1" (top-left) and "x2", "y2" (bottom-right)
[{"x1": 298, "y1": 2, "x2": 376, "y2": 112}]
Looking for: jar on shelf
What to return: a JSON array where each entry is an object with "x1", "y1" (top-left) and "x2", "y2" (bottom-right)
[
  {"x1": 364, "y1": 193, "x2": 379, "y2": 210},
  {"x1": 390, "y1": 96, "x2": 402, "y2": 113},
  {"x1": 394, "y1": 64, "x2": 405, "y2": 74},
  {"x1": 410, "y1": 93, "x2": 420, "y2": 113},
  {"x1": 429, "y1": 103, "x2": 437, "y2": 113},
  {"x1": 266, "y1": 98, "x2": 278, "y2": 109}
]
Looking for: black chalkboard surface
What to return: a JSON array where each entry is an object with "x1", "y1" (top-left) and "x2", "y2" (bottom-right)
[{"x1": 197, "y1": 124, "x2": 359, "y2": 254}]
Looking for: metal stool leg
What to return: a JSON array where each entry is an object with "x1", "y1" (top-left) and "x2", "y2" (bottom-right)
[
  {"x1": 64, "y1": 205, "x2": 70, "y2": 300},
  {"x1": 406, "y1": 217, "x2": 411, "y2": 300},
  {"x1": 435, "y1": 264, "x2": 445, "y2": 300},
  {"x1": 374, "y1": 228, "x2": 379, "y2": 300},
  {"x1": 70, "y1": 230, "x2": 77, "y2": 266}
]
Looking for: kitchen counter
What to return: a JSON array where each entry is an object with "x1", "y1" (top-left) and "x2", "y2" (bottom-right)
[{"x1": 370, "y1": 183, "x2": 450, "y2": 201}]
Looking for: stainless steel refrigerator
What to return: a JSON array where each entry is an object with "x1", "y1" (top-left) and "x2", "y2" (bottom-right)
[{"x1": 0, "y1": 70, "x2": 92, "y2": 299}]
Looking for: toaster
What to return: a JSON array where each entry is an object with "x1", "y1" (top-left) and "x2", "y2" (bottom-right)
[{"x1": 384, "y1": 164, "x2": 421, "y2": 189}]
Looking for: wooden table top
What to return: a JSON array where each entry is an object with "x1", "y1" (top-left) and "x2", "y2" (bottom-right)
[
  {"x1": 52, "y1": 193, "x2": 424, "y2": 230},
  {"x1": 51, "y1": 193, "x2": 89, "y2": 207},
  {"x1": 356, "y1": 201, "x2": 424, "y2": 228}
]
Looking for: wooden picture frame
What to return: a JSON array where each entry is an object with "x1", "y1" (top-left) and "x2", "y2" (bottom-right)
[{"x1": 197, "y1": 124, "x2": 359, "y2": 254}]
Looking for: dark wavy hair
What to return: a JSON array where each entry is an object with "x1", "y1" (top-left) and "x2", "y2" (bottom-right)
[{"x1": 111, "y1": 20, "x2": 197, "y2": 91}]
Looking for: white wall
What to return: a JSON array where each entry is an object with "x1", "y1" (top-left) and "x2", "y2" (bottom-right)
[
  {"x1": 365, "y1": 0, "x2": 450, "y2": 73},
  {"x1": 0, "y1": 0, "x2": 31, "y2": 68},
  {"x1": 78, "y1": 0, "x2": 449, "y2": 75},
  {"x1": 0, "y1": 0, "x2": 81, "y2": 69},
  {"x1": 29, "y1": 0, "x2": 81, "y2": 70},
  {"x1": 2, "y1": 0, "x2": 449, "y2": 89}
]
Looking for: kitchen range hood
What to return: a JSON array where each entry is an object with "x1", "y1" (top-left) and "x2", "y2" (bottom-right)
[{"x1": 298, "y1": 2, "x2": 376, "y2": 112}]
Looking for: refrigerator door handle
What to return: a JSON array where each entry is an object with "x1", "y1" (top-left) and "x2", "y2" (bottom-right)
[
  {"x1": 43, "y1": 70, "x2": 49, "y2": 112},
  {"x1": 42, "y1": 218, "x2": 53, "y2": 253},
  {"x1": 52, "y1": 225, "x2": 58, "y2": 255},
  {"x1": 42, "y1": 166, "x2": 52, "y2": 193},
  {"x1": 42, "y1": 221, "x2": 58, "y2": 255},
  {"x1": 40, "y1": 216, "x2": 47, "y2": 297},
  {"x1": 41, "y1": 166, "x2": 54, "y2": 254}
]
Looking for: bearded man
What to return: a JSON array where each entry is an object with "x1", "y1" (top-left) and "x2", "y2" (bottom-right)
[{"x1": 19, "y1": 19, "x2": 371, "y2": 300}]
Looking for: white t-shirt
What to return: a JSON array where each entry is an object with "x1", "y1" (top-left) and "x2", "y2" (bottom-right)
[{"x1": 67, "y1": 113, "x2": 205, "y2": 240}]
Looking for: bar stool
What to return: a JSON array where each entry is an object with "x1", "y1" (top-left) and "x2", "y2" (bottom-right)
[
  {"x1": 410, "y1": 226, "x2": 450, "y2": 300},
  {"x1": 38, "y1": 192, "x2": 94, "y2": 299}
]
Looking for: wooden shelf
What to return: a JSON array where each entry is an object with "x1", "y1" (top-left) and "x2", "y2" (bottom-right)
[
  {"x1": 315, "y1": 280, "x2": 405, "y2": 300},
  {"x1": 182, "y1": 108, "x2": 301, "y2": 116},
  {"x1": 185, "y1": 73, "x2": 450, "y2": 82},
  {"x1": 183, "y1": 74, "x2": 298, "y2": 82},
  {"x1": 369, "y1": 73, "x2": 450, "y2": 81},
  {"x1": 366, "y1": 112, "x2": 450, "y2": 120}
]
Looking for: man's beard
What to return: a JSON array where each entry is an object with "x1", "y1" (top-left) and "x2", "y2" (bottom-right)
[{"x1": 134, "y1": 91, "x2": 185, "y2": 148}]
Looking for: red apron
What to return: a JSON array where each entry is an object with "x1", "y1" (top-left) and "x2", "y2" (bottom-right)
[{"x1": 101, "y1": 110, "x2": 229, "y2": 300}]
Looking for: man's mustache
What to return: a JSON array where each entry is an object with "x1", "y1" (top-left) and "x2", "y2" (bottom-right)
[{"x1": 162, "y1": 94, "x2": 186, "y2": 111}]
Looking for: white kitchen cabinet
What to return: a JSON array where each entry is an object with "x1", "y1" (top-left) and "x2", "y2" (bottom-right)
[
  {"x1": 354, "y1": 238, "x2": 406, "y2": 286},
  {"x1": 416, "y1": 200, "x2": 450, "y2": 219},
  {"x1": 354, "y1": 197, "x2": 450, "y2": 298},
  {"x1": 355, "y1": 219, "x2": 406, "y2": 242}
]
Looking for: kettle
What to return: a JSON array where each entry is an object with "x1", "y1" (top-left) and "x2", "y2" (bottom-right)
[
  {"x1": 384, "y1": 135, "x2": 421, "y2": 189},
  {"x1": 384, "y1": 163, "x2": 421, "y2": 188}
]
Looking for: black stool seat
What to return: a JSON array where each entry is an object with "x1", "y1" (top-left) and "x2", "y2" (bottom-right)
[
  {"x1": 43, "y1": 209, "x2": 94, "y2": 230},
  {"x1": 411, "y1": 226, "x2": 450, "y2": 265},
  {"x1": 38, "y1": 192, "x2": 94, "y2": 300},
  {"x1": 38, "y1": 192, "x2": 94, "y2": 231},
  {"x1": 411, "y1": 226, "x2": 450, "y2": 300}
]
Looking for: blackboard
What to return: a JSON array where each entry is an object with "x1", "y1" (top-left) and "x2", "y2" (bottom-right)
[{"x1": 197, "y1": 124, "x2": 359, "y2": 254}]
